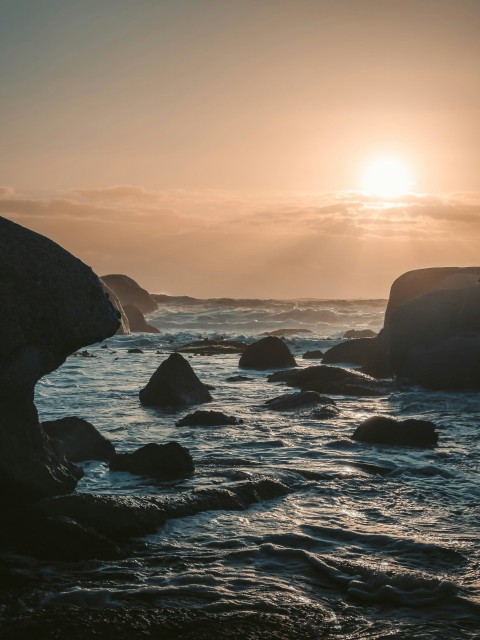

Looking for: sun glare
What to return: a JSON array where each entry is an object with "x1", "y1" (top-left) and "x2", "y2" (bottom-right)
[{"x1": 361, "y1": 156, "x2": 413, "y2": 197}]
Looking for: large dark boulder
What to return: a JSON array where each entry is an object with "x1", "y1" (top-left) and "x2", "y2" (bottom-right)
[
  {"x1": 352, "y1": 416, "x2": 438, "y2": 447},
  {"x1": 101, "y1": 274, "x2": 157, "y2": 314},
  {"x1": 123, "y1": 304, "x2": 159, "y2": 333},
  {"x1": 322, "y1": 338, "x2": 380, "y2": 367},
  {"x1": 239, "y1": 336, "x2": 297, "y2": 370},
  {"x1": 109, "y1": 442, "x2": 194, "y2": 480},
  {"x1": 139, "y1": 353, "x2": 212, "y2": 407},
  {"x1": 268, "y1": 365, "x2": 388, "y2": 396},
  {"x1": 0, "y1": 217, "x2": 120, "y2": 507},
  {"x1": 42, "y1": 416, "x2": 116, "y2": 462}
]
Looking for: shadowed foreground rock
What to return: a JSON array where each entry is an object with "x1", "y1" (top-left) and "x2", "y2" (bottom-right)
[
  {"x1": 0, "y1": 216, "x2": 120, "y2": 506},
  {"x1": 239, "y1": 336, "x2": 297, "y2": 370},
  {"x1": 139, "y1": 353, "x2": 212, "y2": 407},
  {"x1": 352, "y1": 416, "x2": 438, "y2": 447},
  {"x1": 109, "y1": 442, "x2": 194, "y2": 479},
  {"x1": 101, "y1": 274, "x2": 158, "y2": 314},
  {"x1": 42, "y1": 417, "x2": 116, "y2": 462}
]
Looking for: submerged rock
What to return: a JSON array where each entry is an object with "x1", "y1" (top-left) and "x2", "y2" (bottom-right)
[
  {"x1": 128, "y1": 348, "x2": 144, "y2": 354},
  {"x1": 226, "y1": 375, "x2": 252, "y2": 382},
  {"x1": 265, "y1": 391, "x2": 336, "y2": 411},
  {"x1": 42, "y1": 416, "x2": 116, "y2": 462},
  {"x1": 109, "y1": 442, "x2": 195, "y2": 479},
  {"x1": 123, "y1": 304, "x2": 159, "y2": 334},
  {"x1": 176, "y1": 411, "x2": 242, "y2": 427},
  {"x1": 101, "y1": 274, "x2": 158, "y2": 314},
  {"x1": 352, "y1": 416, "x2": 438, "y2": 447},
  {"x1": 139, "y1": 353, "x2": 212, "y2": 407},
  {"x1": 269, "y1": 365, "x2": 388, "y2": 396},
  {"x1": 239, "y1": 336, "x2": 297, "y2": 370},
  {"x1": 261, "y1": 328, "x2": 313, "y2": 337},
  {"x1": 177, "y1": 338, "x2": 247, "y2": 355},
  {"x1": 0, "y1": 216, "x2": 119, "y2": 507},
  {"x1": 302, "y1": 350, "x2": 324, "y2": 360}
]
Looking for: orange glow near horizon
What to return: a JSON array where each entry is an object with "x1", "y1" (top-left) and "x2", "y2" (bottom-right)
[{"x1": 360, "y1": 156, "x2": 414, "y2": 198}]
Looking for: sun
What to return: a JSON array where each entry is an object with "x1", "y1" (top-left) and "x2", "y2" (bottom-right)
[{"x1": 361, "y1": 156, "x2": 413, "y2": 197}]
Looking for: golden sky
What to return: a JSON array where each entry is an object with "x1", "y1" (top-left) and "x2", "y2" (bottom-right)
[{"x1": 1, "y1": 1, "x2": 480, "y2": 298}]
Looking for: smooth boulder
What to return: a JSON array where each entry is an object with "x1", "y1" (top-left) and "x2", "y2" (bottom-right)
[
  {"x1": 302, "y1": 350, "x2": 324, "y2": 360},
  {"x1": 139, "y1": 353, "x2": 212, "y2": 407},
  {"x1": 239, "y1": 336, "x2": 297, "y2": 370},
  {"x1": 123, "y1": 304, "x2": 159, "y2": 333},
  {"x1": 109, "y1": 442, "x2": 194, "y2": 479},
  {"x1": 352, "y1": 416, "x2": 438, "y2": 447},
  {"x1": 268, "y1": 365, "x2": 388, "y2": 396},
  {"x1": 42, "y1": 416, "x2": 115, "y2": 462},
  {"x1": 322, "y1": 338, "x2": 380, "y2": 367},
  {"x1": 101, "y1": 274, "x2": 157, "y2": 314},
  {"x1": 176, "y1": 411, "x2": 242, "y2": 427}
]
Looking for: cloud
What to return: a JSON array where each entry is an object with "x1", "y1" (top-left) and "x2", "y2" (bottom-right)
[{"x1": 0, "y1": 186, "x2": 15, "y2": 197}]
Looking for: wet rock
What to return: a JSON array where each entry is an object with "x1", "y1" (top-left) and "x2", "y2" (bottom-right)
[
  {"x1": 343, "y1": 329, "x2": 377, "y2": 338},
  {"x1": 0, "y1": 216, "x2": 119, "y2": 507},
  {"x1": 239, "y1": 336, "x2": 297, "y2": 370},
  {"x1": 127, "y1": 348, "x2": 144, "y2": 354},
  {"x1": 226, "y1": 375, "x2": 252, "y2": 382},
  {"x1": 123, "y1": 304, "x2": 159, "y2": 334},
  {"x1": 101, "y1": 274, "x2": 157, "y2": 314},
  {"x1": 176, "y1": 410, "x2": 242, "y2": 427},
  {"x1": 109, "y1": 442, "x2": 194, "y2": 479},
  {"x1": 322, "y1": 338, "x2": 380, "y2": 366},
  {"x1": 261, "y1": 328, "x2": 313, "y2": 337},
  {"x1": 302, "y1": 350, "x2": 324, "y2": 360},
  {"x1": 265, "y1": 391, "x2": 336, "y2": 411},
  {"x1": 268, "y1": 365, "x2": 388, "y2": 396},
  {"x1": 176, "y1": 338, "x2": 247, "y2": 355},
  {"x1": 139, "y1": 353, "x2": 212, "y2": 407},
  {"x1": 352, "y1": 416, "x2": 438, "y2": 447},
  {"x1": 42, "y1": 416, "x2": 116, "y2": 462}
]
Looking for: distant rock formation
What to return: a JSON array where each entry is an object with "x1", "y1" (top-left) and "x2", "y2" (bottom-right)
[
  {"x1": 101, "y1": 274, "x2": 158, "y2": 314},
  {"x1": 343, "y1": 329, "x2": 377, "y2": 339},
  {"x1": 100, "y1": 280, "x2": 130, "y2": 335},
  {"x1": 0, "y1": 216, "x2": 120, "y2": 507},
  {"x1": 239, "y1": 336, "x2": 297, "y2": 370},
  {"x1": 123, "y1": 304, "x2": 159, "y2": 333}
]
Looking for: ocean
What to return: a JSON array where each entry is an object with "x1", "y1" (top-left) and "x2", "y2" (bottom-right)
[{"x1": 7, "y1": 297, "x2": 480, "y2": 638}]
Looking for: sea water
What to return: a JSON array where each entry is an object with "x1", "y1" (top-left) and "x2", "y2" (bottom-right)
[{"x1": 16, "y1": 298, "x2": 480, "y2": 637}]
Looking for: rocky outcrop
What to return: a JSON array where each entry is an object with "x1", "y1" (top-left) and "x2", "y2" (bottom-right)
[
  {"x1": 322, "y1": 338, "x2": 380, "y2": 367},
  {"x1": 123, "y1": 304, "x2": 159, "y2": 333},
  {"x1": 352, "y1": 416, "x2": 438, "y2": 447},
  {"x1": 343, "y1": 329, "x2": 377, "y2": 339},
  {"x1": 269, "y1": 365, "x2": 388, "y2": 396},
  {"x1": 139, "y1": 353, "x2": 212, "y2": 407},
  {"x1": 239, "y1": 337, "x2": 297, "y2": 370},
  {"x1": 176, "y1": 411, "x2": 242, "y2": 427},
  {"x1": 101, "y1": 274, "x2": 157, "y2": 314},
  {"x1": 109, "y1": 442, "x2": 194, "y2": 479},
  {"x1": 0, "y1": 216, "x2": 120, "y2": 507},
  {"x1": 42, "y1": 417, "x2": 116, "y2": 462},
  {"x1": 264, "y1": 391, "x2": 336, "y2": 411}
]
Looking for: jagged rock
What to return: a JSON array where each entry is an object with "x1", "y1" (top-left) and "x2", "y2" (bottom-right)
[
  {"x1": 302, "y1": 350, "x2": 324, "y2": 360},
  {"x1": 352, "y1": 416, "x2": 438, "y2": 447},
  {"x1": 0, "y1": 217, "x2": 119, "y2": 507},
  {"x1": 109, "y1": 442, "x2": 194, "y2": 479},
  {"x1": 101, "y1": 274, "x2": 157, "y2": 314},
  {"x1": 176, "y1": 411, "x2": 242, "y2": 427},
  {"x1": 343, "y1": 329, "x2": 377, "y2": 339},
  {"x1": 265, "y1": 391, "x2": 336, "y2": 411},
  {"x1": 139, "y1": 353, "x2": 212, "y2": 407},
  {"x1": 123, "y1": 304, "x2": 159, "y2": 334},
  {"x1": 42, "y1": 417, "x2": 115, "y2": 462},
  {"x1": 322, "y1": 338, "x2": 380, "y2": 366},
  {"x1": 268, "y1": 365, "x2": 388, "y2": 396},
  {"x1": 239, "y1": 337, "x2": 297, "y2": 370}
]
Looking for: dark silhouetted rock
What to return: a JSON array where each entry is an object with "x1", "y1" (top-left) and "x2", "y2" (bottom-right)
[
  {"x1": 177, "y1": 338, "x2": 247, "y2": 355},
  {"x1": 100, "y1": 279, "x2": 130, "y2": 335},
  {"x1": 109, "y1": 442, "x2": 194, "y2": 479},
  {"x1": 128, "y1": 348, "x2": 144, "y2": 354},
  {"x1": 302, "y1": 350, "x2": 324, "y2": 360},
  {"x1": 176, "y1": 411, "x2": 242, "y2": 427},
  {"x1": 239, "y1": 336, "x2": 297, "y2": 370},
  {"x1": 268, "y1": 365, "x2": 388, "y2": 396},
  {"x1": 123, "y1": 304, "x2": 159, "y2": 333},
  {"x1": 265, "y1": 391, "x2": 336, "y2": 411},
  {"x1": 226, "y1": 375, "x2": 252, "y2": 382},
  {"x1": 101, "y1": 274, "x2": 158, "y2": 314},
  {"x1": 352, "y1": 416, "x2": 438, "y2": 447},
  {"x1": 260, "y1": 328, "x2": 313, "y2": 337},
  {"x1": 139, "y1": 353, "x2": 212, "y2": 406},
  {"x1": 322, "y1": 338, "x2": 380, "y2": 366},
  {"x1": 0, "y1": 216, "x2": 119, "y2": 507},
  {"x1": 343, "y1": 329, "x2": 377, "y2": 339},
  {"x1": 42, "y1": 417, "x2": 115, "y2": 462}
]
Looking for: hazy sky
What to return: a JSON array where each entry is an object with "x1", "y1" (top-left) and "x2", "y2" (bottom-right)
[{"x1": 1, "y1": 0, "x2": 480, "y2": 297}]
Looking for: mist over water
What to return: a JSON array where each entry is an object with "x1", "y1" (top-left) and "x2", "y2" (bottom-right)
[{"x1": 19, "y1": 298, "x2": 480, "y2": 638}]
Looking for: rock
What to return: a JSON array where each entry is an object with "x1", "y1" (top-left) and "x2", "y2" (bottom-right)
[
  {"x1": 352, "y1": 416, "x2": 438, "y2": 447},
  {"x1": 101, "y1": 274, "x2": 158, "y2": 314},
  {"x1": 176, "y1": 338, "x2": 247, "y2": 355},
  {"x1": 128, "y1": 348, "x2": 144, "y2": 354},
  {"x1": 0, "y1": 217, "x2": 119, "y2": 507},
  {"x1": 42, "y1": 417, "x2": 116, "y2": 462},
  {"x1": 239, "y1": 336, "x2": 297, "y2": 370},
  {"x1": 176, "y1": 411, "x2": 242, "y2": 427},
  {"x1": 260, "y1": 328, "x2": 313, "y2": 337},
  {"x1": 139, "y1": 353, "x2": 212, "y2": 407},
  {"x1": 265, "y1": 391, "x2": 336, "y2": 411},
  {"x1": 302, "y1": 350, "x2": 324, "y2": 359},
  {"x1": 268, "y1": 365, "x2": 388, "y2": 396},
  {"x1": 343, "y1": 329, "x2": 377, "y2": 339},
  {"x1": 322, "y1": 338, "x2": 380, "y2": 366},
  {"x1": 100, "y1": 279, "x2": 130, "y2": 335},
  {"x1": 123, "y1": 304, "x2": 159, "y2": 334},
  {"x1": 110, "y1": 442, "x2": 194, "y2": 480},
  {"x1": 226, "y1": 375, "x2": 252, "y2": 382}
]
